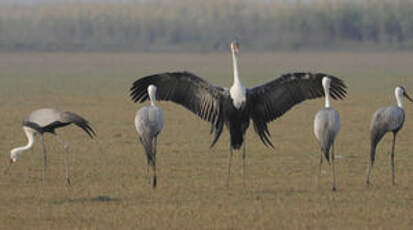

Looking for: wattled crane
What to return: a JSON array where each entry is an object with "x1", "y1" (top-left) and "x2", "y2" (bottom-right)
[
  {"x1": 367, "y1": 86, "x2": 412, "y2": 186},
  {"x1": 314, "y1": 77, "x2": 341, "y2": 191},
  {"x1": 135, "y1": 85, "x2": 164, "y2": 188},
  {"x1": 5, "y1": 108, "x2": 95, "y2": 185}
]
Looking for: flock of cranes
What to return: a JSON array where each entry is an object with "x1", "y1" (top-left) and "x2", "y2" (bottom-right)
[{"x1": 4, "y1": 41, "x2": 411, "y2": 191}]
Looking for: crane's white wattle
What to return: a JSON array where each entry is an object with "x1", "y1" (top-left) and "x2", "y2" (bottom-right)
[
  {"x1": 10, "y1": 126, "x2": 37, "y2": 162},
  {"x1": 395, "y1": 86, "x2": 404, "y2": 108},
  {"x1": 230, "y1": 44, "x2": 246, "y2": 109}
]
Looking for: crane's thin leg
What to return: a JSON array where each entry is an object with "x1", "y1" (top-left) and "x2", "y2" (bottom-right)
[
  {"x1": 139, "y1": 137, "x2": 150, "y2": 183},
  {"x1": 317, "y1": 148, "x2": 323, "y2": 188},
  {"x1": 391, "y1": 133, "x2": 397, "y2": 186},
  {"x1": 40, "y1": 135, "x2": 47, "y2": 182},
  {"x1": 242, "y1": 141, "x2": 246, "y2": 189},
  {"x1": 54, "y1": 134, "x2": 71, "y2": 186},
  {"x1": 366, "y1": 146, "x2": 375, "y2": 186},
  {"x1": 152, "y1": 136, "x2": 157, "y2": 188},
  {"x1": 226, "y1": 145, "x2": 233, "y2": 189},
  {"x1": 331, "y1": 144, "x2": 337, "y2": 192}
]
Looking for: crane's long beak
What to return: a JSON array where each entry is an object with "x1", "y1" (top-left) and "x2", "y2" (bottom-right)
[
  {"x1": 404, "y1": 92, "x2": 413, "y2": 102},
  {"x1": 4, "y1": 158, "x2": 13, "y2": 175}
]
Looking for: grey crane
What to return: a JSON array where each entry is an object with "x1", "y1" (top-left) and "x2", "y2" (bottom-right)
[
  {"x1": 130, "y1": 41, "x2": 347, "y2": 188},
  {"x1": 366, "y1": 86, "x2": 413, "y2": 186},
  {"x1": 4, "y1": 108, "x2": 95, "y2": 185},
  {"x1": 313, "y1": 77, "x2": 341, "y2": 191},
  {"x1": 135, "y1": 85, "x2": 164, "y2": 188}
]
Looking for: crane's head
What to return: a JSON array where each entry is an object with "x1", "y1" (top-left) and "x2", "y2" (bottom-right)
[
  {"x1": 147, "y1": 84, "x2": 157, "y2": 104},
  {"x1": 230, "y1": 41, "x2": 239, "y2": 55},
  {"x1": 4, "y1": 149, "x2": 18, "y2": 174},
  {"x1": 396, "y1": 86, "x2": 413, "y2": 103},
  {"x1": 322, "y1": 76, "x2": 331, "y2": 90},
  {"x1": 10, "y1": 148, "x2": 19, "y2": 163}
]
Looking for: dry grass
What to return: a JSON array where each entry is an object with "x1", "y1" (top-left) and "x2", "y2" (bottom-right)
[{"x1": 0, "y1": 52, "x2": 413, "y2": 229}]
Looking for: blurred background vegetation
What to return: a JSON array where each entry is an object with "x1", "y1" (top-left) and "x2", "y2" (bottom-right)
[{"x1": 1, "y1": 0, "x2": 413, "y2": 52}]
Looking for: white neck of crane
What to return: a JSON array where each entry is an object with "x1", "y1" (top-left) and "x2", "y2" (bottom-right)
[
  {"x1": 10, "y1": 126, "x2": 36, "y2": 162},
  {"x1": 395, "y1": 88, "x2": 403, "y2": 108},
  {"x1": 230, "y1": 50, "x2": 246, "y2": 109},
  {"x1": 324, "y1": 86, "x2": 331, "y2": 108},
  {"x1": 148, "y1": 87, "x2": 157, "y2": 106}
]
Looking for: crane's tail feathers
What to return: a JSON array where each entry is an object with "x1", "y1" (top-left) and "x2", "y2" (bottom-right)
[
  {"x1": 140, "y1": 137, "x2": 155, "y2": 168},
  {"x1": 252, "y1": 121, "x2": 274, "y2": 149},
  {"x1": 63, "y1": 112, "x2": 96, "y2": 138},
  {"x1": 324, "y1": 149, "x2": 330, "y2": 163},
  {"x1": 209, "y1": 119, "x2": 224, "y2": 149},
  {"x1": 77, "y1": 122, "x2": 96, "y2": 139}
]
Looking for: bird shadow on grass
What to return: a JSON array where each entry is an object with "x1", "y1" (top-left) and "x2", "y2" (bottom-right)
[{"x1": 52, "y1": 195, "x2": 121, "y2": 205}]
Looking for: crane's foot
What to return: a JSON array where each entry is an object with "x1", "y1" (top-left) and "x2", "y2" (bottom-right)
[
  {"x1": 65, "y1": 178, "x2": 71, "y2": 186},
  {"x1": 152, "y1": 176, "x2": 157, "y2": 189}
]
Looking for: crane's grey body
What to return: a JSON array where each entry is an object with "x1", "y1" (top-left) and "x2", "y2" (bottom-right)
[
  {"x1": 24, "y1": 108, "x2": 62, "y2": 127},
  {"x1": 135, "y1": 105, "x2": 164, "y2": 167},
  {"x1": 135, "y1": 85, "x2": 163, "y2": 188},
  {"x1": 6, "y1": 108, "x2": 95, "y2": 185},
  {"x1": 370, "y1": 106, "x2": 404, "y2": 145},
  {"x1": 367, "y1": 86, "x2": 412, "y2": 186},
  {"x1": 314, "y1": 108, "x2": 340, "y2": 157},
  {"x1": 313, "y1": 77, "x2": 341, "y2": 191}
]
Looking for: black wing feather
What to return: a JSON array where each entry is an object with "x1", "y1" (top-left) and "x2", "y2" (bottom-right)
[
  {"x1": 130, "y1": 71, "x2": 226, "y2": 147},
  {"x1": 61, "y1": 112, "x2": 96, "y2": 138},
  {"x1": 248, "y1": 72, "x2": 347, "y2": 147}
]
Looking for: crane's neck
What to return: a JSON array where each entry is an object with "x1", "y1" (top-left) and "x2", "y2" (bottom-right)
[
  {"x1": 232, "y1": 51, "x2": 241, "y2": 85},
  {"x1": 149, "y1": 91, "x2": 156, "y2": 106},
  {"x1": 10, "y1": 126, "x2": 36, "y2": 162},
  {"x1": 396, "y1": 91, "x2": 403, "y2": 108},
  {"x1": 324, "y1": 85, "x2": 331, "y2": 108},
  {"x1": 230, "y1": 51, "x2": 246, "y2": 109}
]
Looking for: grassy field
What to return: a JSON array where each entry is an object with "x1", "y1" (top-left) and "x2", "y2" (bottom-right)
[{"x1": 0, "y1": 51, "x2": 413, "y2": 229}]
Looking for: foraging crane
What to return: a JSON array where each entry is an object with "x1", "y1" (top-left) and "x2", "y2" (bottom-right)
[
  {"x1": 130, "y1": 41, "x2": 347, "y2": 188},
  {"x1": 135, "y1": 85, "x2": 164, "y2": 188},
  {"x1": 366, "y1": 86, "x2": 413, "y2": 186},
  {"x1": 4, "y1": 108, "x2": 95, "y2": 185},
  {"x1": 313, "y1": 77, "x2": 341, "y2": 191}
]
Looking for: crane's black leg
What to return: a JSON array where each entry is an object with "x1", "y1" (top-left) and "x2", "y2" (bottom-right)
[
  {"x1": 242, "y1": 141, "x2": 246, "y2": 189},
  {"x1": 226, "y1": 145, "x2": 233, "y2": 189},
  {"x1": 331, "y1": 144, "x2": 337, "y2": 192},
  {"x1": 40, "y1": 135, "x2": 47, "y2": 182},
  {"x1": 153, "y1": 136, "x2": 157, "y2": 188},
  {"x1": 55, "y1": 134, "x2": 71, "y2": 186},
  {"x1": 391, "y1": 133, "x2": 397, "y2": 186}
]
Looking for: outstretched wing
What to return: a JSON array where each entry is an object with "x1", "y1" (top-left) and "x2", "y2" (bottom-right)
[
  {"x1": 61, "y1": 112, "x2": 96, "y2": 138},
  {"x1": 247, "y1": 72, "x2": 347, "y2": 147},
  {"x1": 130, "y1": 71, "x2": 226, "y2": 147}
]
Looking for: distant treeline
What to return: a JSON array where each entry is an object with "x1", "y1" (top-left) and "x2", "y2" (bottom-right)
[{"x1": 1, "y1": 0, "x2": 413, "y2": 52}]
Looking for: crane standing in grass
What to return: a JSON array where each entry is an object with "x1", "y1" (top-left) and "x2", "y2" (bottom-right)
[
  {"x1": 366, "y1": 86, "x2": 413, "y2": 186},
  {"x1": 130, "y1": 41, "x2": 347, "y2": 188},
  {"x1": 4, "y1": 108, "x2": 95, "y2": 185},
  {"x1": 135, "y1": 85, "x2": 164, "y2": 188},
  {"x1": 313, "y1": 77, "x2": 341, "y2": 191}
]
